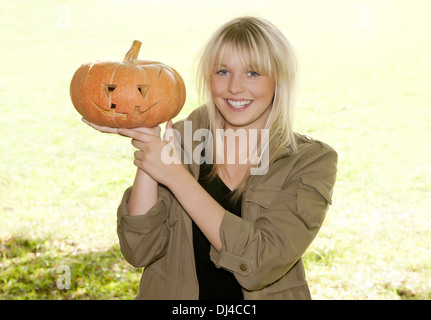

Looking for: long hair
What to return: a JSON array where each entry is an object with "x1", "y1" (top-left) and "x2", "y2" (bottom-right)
[{"x1": 196, "y1": 16, "x2": 298, "y2": 198}]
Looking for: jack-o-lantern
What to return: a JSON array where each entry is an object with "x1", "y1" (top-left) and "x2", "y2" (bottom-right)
[{"x1": 70, "y1": 40, "x2": 186, "y2": 128}]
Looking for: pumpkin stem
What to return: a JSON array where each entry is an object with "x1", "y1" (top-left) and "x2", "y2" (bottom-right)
[{"x1": 123, "y1": 40, "x2": 142, "y2": 64}]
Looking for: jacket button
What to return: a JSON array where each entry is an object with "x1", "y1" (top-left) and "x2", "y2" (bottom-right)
[{"x1": 240, "y1": 264, "x2": 247, "y2": 271}]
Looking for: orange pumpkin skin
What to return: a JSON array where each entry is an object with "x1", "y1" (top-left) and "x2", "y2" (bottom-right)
[{"x1": 70, "y1": 41, "x2": 186, "y2": 128}]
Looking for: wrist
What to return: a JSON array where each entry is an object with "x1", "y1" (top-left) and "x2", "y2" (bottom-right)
[
  {"x1": 128, "y1": 169, "x2": 158, "y2": 216},
  {"x1": 135, "y1": 168, "x2": 158, "y2": 187},
  {"x1": 165, "y1": 164, "x2": 191, "y2": 191}
]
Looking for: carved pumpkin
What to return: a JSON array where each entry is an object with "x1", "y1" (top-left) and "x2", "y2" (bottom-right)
[{"x1": 70, "y1": 40, "x2": 186, "y2": 128}]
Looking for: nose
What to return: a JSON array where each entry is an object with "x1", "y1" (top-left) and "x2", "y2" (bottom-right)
[{"x1": 228, "y1": 74, "x2": 245, "y2": 94}]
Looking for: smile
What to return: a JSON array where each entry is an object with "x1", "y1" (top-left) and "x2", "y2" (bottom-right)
[{"x1": 226, "y1": 99, "x2": 253, "y2": 109}]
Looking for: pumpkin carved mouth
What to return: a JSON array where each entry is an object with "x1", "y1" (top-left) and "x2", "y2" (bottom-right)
[
  {"x1": 134, "y1": 100, "x2": 160, "y2": 115},
  {"x1": 89, "y1": 97, "x2": 160, "y2": 119},
  {"x1": 89, "y1": 81, "x2": 161, "y2": 119},
  {"x1": 89, "y1": 97, "x2": 129, "y2": 119}
]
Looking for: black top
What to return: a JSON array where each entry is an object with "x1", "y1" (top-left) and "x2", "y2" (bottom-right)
[{"x1": 193, "y1": 162, "x2": 244, "y2": 300}]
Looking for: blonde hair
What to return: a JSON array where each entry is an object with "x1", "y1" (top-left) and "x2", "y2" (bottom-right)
[{"x1": 196, "y1": 16, "x2": 298, "y2": 197}]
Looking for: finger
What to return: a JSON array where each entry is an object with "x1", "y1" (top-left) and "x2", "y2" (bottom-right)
[
  {"x1": 133, "y1": 158, "x2": 143, "y2": 170},
  {"x1": 134, "y1": 125, "x2": 161, "y2": 137},
  {"x1": 131, "y1": 138, "x2": 146, "y2": 150},
  {"x1": 118, "y1": 128, "x2": 155, "y2": 142},
  {"x1": 163, "y1": 120, "x2": 174, "y2": 143},
  {"x1": 134, "y1": 150, "x2": 145, "y2": 161},
  {"x1": 82, "y1": 118, "x2": 119, "y2": 134}
]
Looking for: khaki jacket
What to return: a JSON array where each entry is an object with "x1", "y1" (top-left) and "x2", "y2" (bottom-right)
[{"x1": 117, "y1": 105, "x2": 338, "y2": 300}]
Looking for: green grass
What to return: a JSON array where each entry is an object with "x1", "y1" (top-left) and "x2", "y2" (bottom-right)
[
  {"x1": 1, "y1": 236, "x2": 142, "y2": 299},
  {"x1": 1, "y1": 0, "x2": 430, "y2": 299}
]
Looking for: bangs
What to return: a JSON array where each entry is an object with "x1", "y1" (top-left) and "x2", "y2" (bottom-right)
[{"x1": 208, "y1": 21, "x2": 275, "y2": 77}]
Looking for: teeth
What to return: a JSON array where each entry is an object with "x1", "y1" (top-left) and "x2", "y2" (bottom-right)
[{"x1": 227, "y1": 99, "x2": 252, "y2": 108}]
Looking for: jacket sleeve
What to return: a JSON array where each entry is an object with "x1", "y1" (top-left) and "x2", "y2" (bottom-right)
[
  {"x1": 209, "y1": 142, "x2": 338, "y2": 291},
  {"x1": 116, "y1": 184, "x2": 176, "y2": 268},
  {"x1": 115, "y1": 113, "x2": 201, "y2": 269}
]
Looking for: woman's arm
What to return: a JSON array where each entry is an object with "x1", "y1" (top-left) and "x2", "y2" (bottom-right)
[
  {"x1": 210, "y1": 143, "x2": 338, "y2": 290},
  {"x1": 82, "y1": 118, "x2": 160, "y2": 216},
  {"x1": 166, "y1": 165, "x2": 225, "y2": 251},
  {"x1": 118, "y1": 124, "x2": 226, "y2": 251},
  {"x1": 127, "y1": 168, "x2": 158, "y2": 216},
  {"x1": 116, "y1": 185, "x2": 171, "y2": 267},
  {"x1": 81, "y1": 118, "x2": 173, "y2": 266}
]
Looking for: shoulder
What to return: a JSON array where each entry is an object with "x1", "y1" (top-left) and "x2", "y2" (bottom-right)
[
  {"x1": 293, "y1": 133, "x2": 338, "y2": 162},
  {"x1": 268, "y1": 133, "x2": 338, "y2": 185},
  {"x1": 266, "y1": 134, "x2": 338, "y2": 204}
]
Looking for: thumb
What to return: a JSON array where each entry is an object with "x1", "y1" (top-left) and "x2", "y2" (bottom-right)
[{"x1": 163, "y1": 120, "x2": 174, "y2": 143}]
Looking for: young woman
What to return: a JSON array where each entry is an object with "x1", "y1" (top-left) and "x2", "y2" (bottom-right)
[{"x1": 84, "y1": 16, "x2": 337, "y2": 300}]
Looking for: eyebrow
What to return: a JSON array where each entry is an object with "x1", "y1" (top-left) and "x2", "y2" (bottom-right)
[
  {"x1": 217, "y1": 63, "x2": 255, "y2": 69},
  {"x1": 215, "y1": 62, "x2": 262, "y2": 73}
]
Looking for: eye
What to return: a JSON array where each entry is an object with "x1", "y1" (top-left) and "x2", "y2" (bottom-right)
[
  {"x1": 216, "y1": 70, "x2": 229, "y2": 76},
  {"x1": 247, "y1": 71, "x2": 260, "y2": 78}
]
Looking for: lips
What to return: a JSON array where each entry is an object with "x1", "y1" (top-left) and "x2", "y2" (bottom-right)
[{"x1": 226, "y1": 99, "x2": 253, "y2": 110}]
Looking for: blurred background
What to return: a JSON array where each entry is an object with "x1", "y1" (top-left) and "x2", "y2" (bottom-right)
[{"x1": 0, "y1": 0, "x2": 430, "y2": 299}]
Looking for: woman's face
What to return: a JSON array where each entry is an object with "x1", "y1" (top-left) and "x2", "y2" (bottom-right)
[{"x1": 210, "y1": 50, "x2": 276, "y2": 131}]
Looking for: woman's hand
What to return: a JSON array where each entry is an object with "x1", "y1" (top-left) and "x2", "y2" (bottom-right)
[
  {"x1": 118, "y1": 121, "x2": 184, "y2": 187},
  {"x1": 81, "y1": 118, "x2": 120, "y2": 134},
  {"x1": 82, "y1": 118, "x2": 161, "y2": 137},
  {"x1": 82, "y1": 118, "x2": 182, "y2": 187}
]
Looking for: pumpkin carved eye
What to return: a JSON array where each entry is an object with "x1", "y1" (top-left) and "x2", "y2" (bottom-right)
[
  {"x1": 137, "y1": 85, "x2": 150, "y2": 99},
  {"x1": 102, "y1": 84, "x2": 117, "y2": 98}
]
